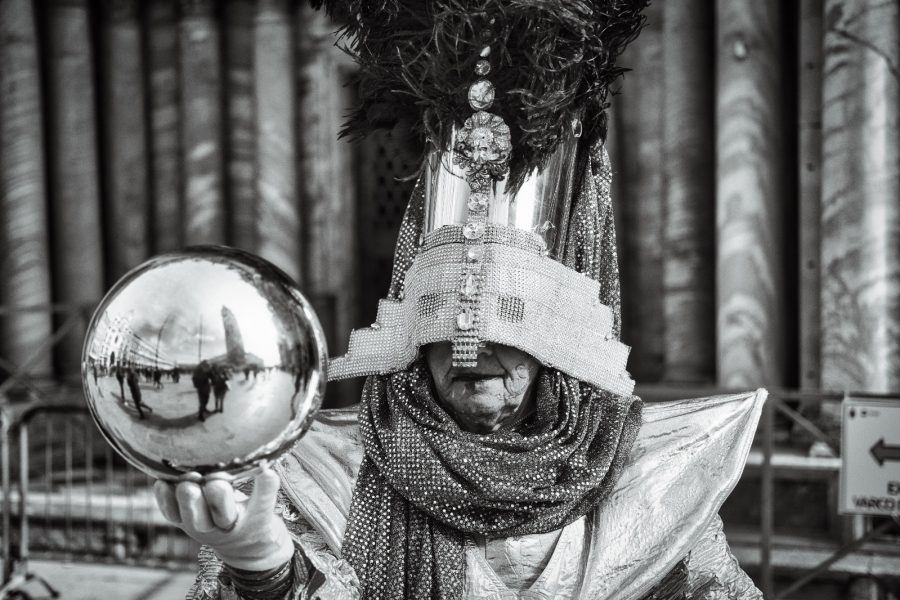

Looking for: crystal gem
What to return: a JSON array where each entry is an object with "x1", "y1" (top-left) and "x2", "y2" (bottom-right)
[
  {"x1": 371, "y1": 322, "x2": 381, "y2": 330},
  {"x1": 466, "y1": 246, "x2": 484, "y2": 262},
  {"x1": 571, "y1": 118, "x2": 583, "y2": 138},
  {"x1": 462, "y1": 273, "x2": 479, "y2": 297},
  {"x1": 468, "y1": 192, "x2": 489, "y2": 212},
  {"x1": 463, "y1": 222, "x2": 484, "y2": 240},
  {"x1": 475, "y1": 59, "x2": 491, "y2": 76},
  {"x1": 468, "y1": 79, "x2": 495, "y2": 111},
  {"x1": 457, "y1": 308, "x2": 475, "y2": 330}
]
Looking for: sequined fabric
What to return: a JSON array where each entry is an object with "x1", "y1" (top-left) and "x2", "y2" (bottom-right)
[
  {"x1": 340, "y1": 360, "x2": 642, "y2": 600},
  {"x1": 330, "y1": 142, "x2": 630, "y2": 391},
  {"x1": 328, "y1": 224, "x2": 634, "y2": 394}
]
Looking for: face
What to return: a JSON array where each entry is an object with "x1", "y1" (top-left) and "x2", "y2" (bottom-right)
[{"x1": 424, "y1": 342, "x2": 541, "y2": 434}]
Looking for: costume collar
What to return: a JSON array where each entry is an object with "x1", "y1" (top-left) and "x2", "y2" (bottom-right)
[{"x1": 276, "y1": 389, "x2": 766, "y2": 599}]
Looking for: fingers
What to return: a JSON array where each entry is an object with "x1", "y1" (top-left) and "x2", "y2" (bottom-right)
[
  {"x1": 203, "y1": 479, "x2": 239, "y2": 530},
  {"x1": 153, "y1": 480, "x2": 181, "y2": 524},
  {"x1": 247, "y1": 465, "x2": 281, "y2": 516},
  {"x1": 176, "y1": 481, "x2": 216, "y2": 533}
]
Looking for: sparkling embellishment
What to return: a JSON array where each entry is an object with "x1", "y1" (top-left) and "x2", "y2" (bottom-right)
[
  {"x1": 468, "y1": 191, "x2": 489, "y2": 212},
  {"x1": 468, "y1": 79, "x2": 495, "y2": 111},
  {"x1": 453, "y1": 111, "x2": 511, "y2": 179},
  {"x1": 572, "y1": 118, "x2": 583, "y2": 138},
  {"x1": 462, "y1": 273, "x2": 479, "y2": 297},
  {"x1": 370, "y1": 322, "x2": 381, "y2": 330},
  {"x1": 475, "y1": 59, "x2": 491, "y2": 76},
  {"x1": 457, "y1": 308, "x2": 475, "y2": 330},
  {"x1": 463, "y1": 222, "x2": 484, "y2": 240},
  {"x1": 466, "y1": 245, "x2": 485, "y2": 262}
]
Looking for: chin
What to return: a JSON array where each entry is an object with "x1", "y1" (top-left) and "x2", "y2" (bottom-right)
[{"x1": 451, "y1": 393, "x2": 516, "y2": 428}]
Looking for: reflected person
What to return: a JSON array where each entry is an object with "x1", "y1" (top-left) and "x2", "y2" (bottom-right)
[
  {"x1": 115, "y1": 364, "x2": 125, "y2": 402},
  {"x1": 125, "y1": 367, "x2": 146, "y2": 420},
  {"x1": 211, "y1": 366, "x2": 229, "y2": 414},
  {"x1": 192, "y1": 360, "x2": 212, "y2": 422}
]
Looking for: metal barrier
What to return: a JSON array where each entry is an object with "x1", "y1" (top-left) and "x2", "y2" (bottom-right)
[{"x1": 0, "y1": 404, "x2": 199, "y2": 597}]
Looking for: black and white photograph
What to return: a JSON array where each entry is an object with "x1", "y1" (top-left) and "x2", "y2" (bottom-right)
[{"x1": 0, "y1": 1, "x2": 898, "y2": 599}]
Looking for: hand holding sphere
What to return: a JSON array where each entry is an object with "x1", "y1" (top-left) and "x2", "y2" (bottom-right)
[
  {"x1": 152, "y1": 465, "x2": 294, "y2": 570},
  {"x1": 82, "y1": 247, "x2": 327, "y2": 568}
]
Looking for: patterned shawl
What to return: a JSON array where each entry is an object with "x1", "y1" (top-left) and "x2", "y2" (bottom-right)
[{"x1": 341, "y1": 360, "x2": 642, "y2": 599}]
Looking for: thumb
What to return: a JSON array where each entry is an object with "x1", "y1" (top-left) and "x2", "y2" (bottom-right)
[{"x1": 247, "y1": 463, "x2": 281, "y2": 516}]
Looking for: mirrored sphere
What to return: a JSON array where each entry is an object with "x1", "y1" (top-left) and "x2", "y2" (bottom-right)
[{"x1": 82, "y1": 247, "x2": 327, "y2": 481}]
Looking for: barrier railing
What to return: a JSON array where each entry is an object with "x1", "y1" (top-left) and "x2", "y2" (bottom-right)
[{"x1": 0, "y1": 404, "x2": 199, "y2": 597}]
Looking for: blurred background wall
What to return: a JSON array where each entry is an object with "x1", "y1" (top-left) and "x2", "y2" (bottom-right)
[
  {"x1": 611, "y1": 0, "x2": 899, "y2": 397},
  {"x1": 1, "y1": 0, "x2": 897, "y2": 408}
]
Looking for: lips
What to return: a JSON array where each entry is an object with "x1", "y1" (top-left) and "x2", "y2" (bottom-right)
[{"x1": 451, "y1": 370, "x2": 504, "y2": 381}]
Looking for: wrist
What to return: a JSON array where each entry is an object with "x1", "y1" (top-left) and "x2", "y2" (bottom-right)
[{"x1": 223, "y1": 557, "x2": 294, "y2": 599}]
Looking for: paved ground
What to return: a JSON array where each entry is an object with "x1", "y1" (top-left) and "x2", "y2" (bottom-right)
[
  {"x1": 86, "y1": 369, "x2": 297, "y2": 466},
  {"x1": 10, "y1": 561, "x2": 196, "y2": 600}
]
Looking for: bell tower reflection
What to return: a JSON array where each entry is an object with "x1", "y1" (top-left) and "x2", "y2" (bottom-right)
[{"x1": 221, "y1": 306, "x2": 246, "y2": 365}]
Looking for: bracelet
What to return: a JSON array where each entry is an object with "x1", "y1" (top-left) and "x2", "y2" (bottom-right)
[{"x1": 223, "y1": 559, "x2": 294, "y2": 600}]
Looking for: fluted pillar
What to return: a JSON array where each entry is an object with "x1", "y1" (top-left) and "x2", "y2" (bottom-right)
[
  {"x1": 0, "y1": 0, "x2": 54, "y2": 377},
  {"x1": 45, "y1": 0, "x2": 105, "y2": 377},
  {"x1": 614, "y1": 2, "x2": 665, "y2": 382},
  {"x1": 255, "y1": 0, "x2": 300, "y2": 280},
  {"x1": 661, "y1": 0, "x2": 716, "y2": 383},
  {"x1": 715, "y1": 1, "x2": 788, "y2": 387},
  {"x1": 147, "y1": 0, "x2": 183, "y2": 253},
  {"x1": 180, "y1": 0, "x2": 225, "y2": 244},
  {"x1": 102, "y1": 0, "x2": 149, "y2": 280},
  {"x1": 224, "y1": 0, "x2": 257, "y2": 252},
  {"x1": 820, "y1": 0, "x2": 900, "y2": 392},
  {"x1": 298, "y1": 5, "x2": 358, "y2": 405}
]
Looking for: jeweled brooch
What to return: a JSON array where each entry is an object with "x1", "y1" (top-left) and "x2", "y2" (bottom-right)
[{"x1": 453, "y1": 111, "x2": 512, "y2": 182}]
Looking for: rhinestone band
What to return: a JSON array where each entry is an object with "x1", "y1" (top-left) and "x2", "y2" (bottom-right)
[{"x1": 450, "y1": 45, "x2": 513, "y2": 367}]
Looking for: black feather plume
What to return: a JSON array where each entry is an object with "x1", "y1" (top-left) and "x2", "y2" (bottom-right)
[{"x1": 312, "y1": 0, "x2": 649, "y2": 181}]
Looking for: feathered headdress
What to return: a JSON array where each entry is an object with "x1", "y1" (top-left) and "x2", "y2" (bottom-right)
[{"x1": 313, "y1": 0, "x2": 648, "y2": 182}]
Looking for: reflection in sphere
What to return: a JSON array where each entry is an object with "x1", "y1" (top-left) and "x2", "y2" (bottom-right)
[{"x1": 82, "y1": 247, "x2": 327, "y2": 481}]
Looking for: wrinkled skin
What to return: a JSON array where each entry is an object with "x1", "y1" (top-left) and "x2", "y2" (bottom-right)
[{"x1": 424, "y1": 342, "x2": 541, "y2": 433}]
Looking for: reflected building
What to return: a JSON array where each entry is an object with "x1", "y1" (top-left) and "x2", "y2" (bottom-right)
[
  {"x1": 207, "y1": 304, "x2": 264, "y2": 370},
  {"x1": 221, "y1": 307, "x2": 246, "y2": 365},
  {"x1": 90, "y1": 312, "x2": 171, "y2": 370}
]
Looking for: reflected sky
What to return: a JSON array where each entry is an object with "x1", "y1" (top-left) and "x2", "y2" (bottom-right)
[{"x1": 97, "y1": 260, "x2": 282, "y2": 367}]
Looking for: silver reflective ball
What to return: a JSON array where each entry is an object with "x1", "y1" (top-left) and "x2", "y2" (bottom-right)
[{"x1": 82, "y1": 247, "x2": 327, "y2": 481}]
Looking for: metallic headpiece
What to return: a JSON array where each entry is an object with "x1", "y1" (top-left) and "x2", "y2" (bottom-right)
[{"x1": 330, "y1": 49, "x2": 634, "y2": 396}]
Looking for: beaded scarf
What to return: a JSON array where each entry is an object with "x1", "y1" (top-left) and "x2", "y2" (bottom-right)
[{"x1": 341, "y1": 361, "x2": 642, "y2": 599}]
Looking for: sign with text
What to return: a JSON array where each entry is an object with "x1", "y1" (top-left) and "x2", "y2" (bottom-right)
[{"x1": 840, "y1": 396, "x2": 900, "y2": 515}]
